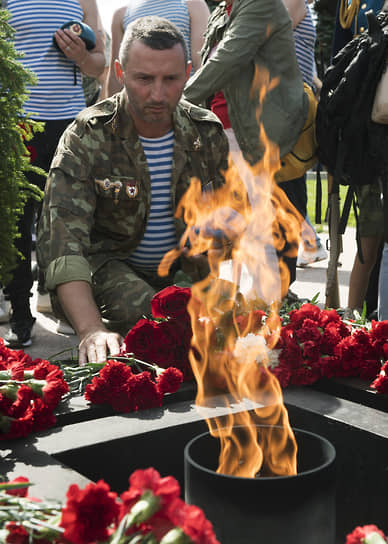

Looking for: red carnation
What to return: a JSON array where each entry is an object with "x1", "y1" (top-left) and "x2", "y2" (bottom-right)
[
  {"x1": 334, "y1": 334, "x2": 371, "y2": 377},
  {"x1": 41, "y1": 378, "x2": 69, "y2": 407},
  {"x1": 296, "y1": 319, "x2": 322, "y2": 343},
  {"x1": 85, "y1": 376, "x2": 111, "y2": 405},
  {"x1": 127, "y1": 372, "x2": 162, "y2": 411},
  {"x1": 289, "y1": 364, "x2": 321, "y2": 386},
  {"x1": 1, "y1": 410, "x2": 34, "y2": 440},
  {"x1": 110, "y1": 388, "x2": 136, "y2": 413},
  {"x1": 85, "y1": 362, "x2": 135, "y2": 411},
  {"x1": 359, "y1": 358, "x2": 381, "y2": 382},
  {"x1": 151, "y1": 285, "x2": 191, "y2": 320},
  {"x1": 156, "y1": 367, "x2": 183, "y2": 395},
  {"x1": 345, "y1": 524, "x2": 387, "y2": 544},
  {"x1": 121, "y1": 467, "x2": 180, "y2": 516},
  {"x1": 31, "y1": 398, "x2": 57, "y2": 431},
  {"x1": 152, "y1": 319, "x2": 188, "y2": 367},
  {"x1": 168, "y1": 497, "x2": 220, "y2": 544},
  {"x1": 5, "y1": 522, "x2": 29, "y2": 544},
  {"x1": 302, "y1": 340, "x2": 321, "y2": 363},
  {"x1": 60, "y1": 480, "x2": 119, "y2": 544},
  {"x1": 270, "y1": 361, "x2": 292, "y2": 387},
  {"x1": 289, "y1": 303, "x2": 321, "y2": 327},
  {"x1": 98, "y1": 360, "x2": 133, "y2": 397},
  {"x1": 320, "y1": 355, "x2": 342, "y2": 379},
  {"x1": 371, "y1": 361, "x2": 388, "y2": 394},
  {"x1": 4, "y1": 477, "x2": 30, "y2": 497},
  {"x1": 320, "y1": 323, "x2": 343, "y2": 355},
  {"x1": 318, "y1": 308, "x2": 341, "y2": 327},
  {"x1": 9, "y1": 362, "x2": 24, "y2": 381},
  {"x1": 32, "y1": 360, "x2": 63, "y2": 380},
  {"x1": 124, "y1": 319, "x2": 163, "y2": 361},
  {"x1": 370, "y1": 320, "x2": 388, "y2": 342},
  {"x1": 8, "y1": 385, "x2": 35, "y2": 419}
]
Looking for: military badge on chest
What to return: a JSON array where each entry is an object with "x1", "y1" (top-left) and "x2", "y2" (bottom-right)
[
  {"x1": 95, "y1": 177, "x2": 139, "y2": 204},
  {"x1": 125, "y1": 181, "x2": 138, "y2": 198}
]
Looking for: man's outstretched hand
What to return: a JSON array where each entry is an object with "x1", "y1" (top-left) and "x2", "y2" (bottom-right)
[{"x1": 78, "y1": 328, "x2": 123, "y2": 366}]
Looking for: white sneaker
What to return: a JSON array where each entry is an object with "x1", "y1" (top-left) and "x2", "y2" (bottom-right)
[
  {"x1": 0, "y1": 292, "x2": 10, "y2": 323},
  {"x1": 56, "y1": 319, "x2": 75, "y2": 335},
  {"x1": 297, "y1": 243, "x2": 328, "y2": 268},
  {"x1": 36, "y1": 292, "x2": 53, "y2": 313}
]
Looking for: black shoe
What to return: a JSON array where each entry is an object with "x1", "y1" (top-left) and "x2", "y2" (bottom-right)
[{"x1": 3, "y1": 317, "x2": 36, "y2": 348}]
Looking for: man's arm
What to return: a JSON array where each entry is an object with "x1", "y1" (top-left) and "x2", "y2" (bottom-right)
[
  {"x1": 57, "y1": 281, "x2": 122, "y2": 366},
  {"x1": 106, "y1": 6, "x2": 126, "y2": 96},
  {"x1": 184, "y1": 0, "x2": 285, "y2": 104},
  {"x1": 186, "y1": 0, "x2": 210, "y2": 71},
  {"x1": 282, "y1": 0, "x2": 307, "y2": 28},
  {"x1": 54, "y1": 0, "x2": 105, "y2": 78}
]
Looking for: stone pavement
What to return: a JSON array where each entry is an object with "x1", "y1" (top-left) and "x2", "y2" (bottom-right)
[{"x1": 0, "y1": 227, "x2": 357, "y2": 362}]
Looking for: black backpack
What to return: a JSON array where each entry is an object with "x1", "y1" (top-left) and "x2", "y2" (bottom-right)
[{"x1": 316, "y1": 10, "x2": 388, "y2": 188}]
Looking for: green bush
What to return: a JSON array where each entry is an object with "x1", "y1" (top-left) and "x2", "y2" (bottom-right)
[{"x1": 0, "y1": 9, "x2": 44, "y2": 284}]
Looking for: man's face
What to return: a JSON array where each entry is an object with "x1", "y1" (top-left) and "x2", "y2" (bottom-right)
[{"x1": 115, "y1": 40, "x2": 190, "y2": 137}]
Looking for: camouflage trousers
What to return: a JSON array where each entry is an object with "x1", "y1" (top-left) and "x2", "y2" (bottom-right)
[
  {"x1": 51, "y1": 259, "x2": 177, "y2": 337},
  {"x1": 92, "y1": 259, "x2": 177, "y2": 336}
]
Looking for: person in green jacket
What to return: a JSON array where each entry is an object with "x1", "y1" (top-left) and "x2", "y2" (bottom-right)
[
  {"x1": 184, "y1": 0, "x2": 310, "y2": 297},
  {"x1": 37, "y1": 16, "x2": 229, "y2": 365}
]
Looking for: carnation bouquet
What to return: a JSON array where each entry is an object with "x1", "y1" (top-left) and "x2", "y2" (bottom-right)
[
  {"x1": 121, "y1": 288, "x2": 388, "y2": 395},
  {"x1": 2, "y1": 286, "x2": 388, "y2": 443},
  {"x1": 0, "y1": 343, "x2": 69, "y2": 440},
  {"x1": 1, "y1": 475, "x2": 386, "y2": 543},
  {"x1": 0, "y1": 468, "x2": 220, "y2": 544}
]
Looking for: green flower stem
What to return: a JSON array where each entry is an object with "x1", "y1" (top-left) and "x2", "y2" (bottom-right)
[
  {"x1": 111, "y1": 356, "x2": 164, "y2": 376},
  {"x1": 127, "y1": 490, "x2": 161, "y2": 525},
  {"x1": 29, "y1": 516, "x2": 64, "y2": 533},
  {"x1": 0, "y1": 482, "x2": 33, "y2": 492},
  {"x1": 110, "y1": 491, "x2": 160, "y2": 544},
  {"x1": 365, "y1": 533, "x2": 387, "y2": 544},
  {"x1": 160, "y1": 528, "x2": 193, "y2": 544},
  {"x1": 0, "y1": 383, "x2": 19, "y2": 400}
]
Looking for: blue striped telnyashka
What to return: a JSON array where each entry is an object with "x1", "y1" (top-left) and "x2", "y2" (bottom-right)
[
  {"x1": 293, "y1": 0, "x2": 317, "y2": 87},
  {"x1": 8, "y1": 0, "x2": 87, "y2": 119},
  {"x1": 128, "y1": 131, "x2": 177, "y2": 271}
]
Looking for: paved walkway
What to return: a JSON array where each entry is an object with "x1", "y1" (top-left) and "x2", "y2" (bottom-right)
[{"x1": 0, "y1": 227, "x2": 357, "y2": 362}]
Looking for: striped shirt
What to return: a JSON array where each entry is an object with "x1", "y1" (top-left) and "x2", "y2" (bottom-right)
[
  {"x1": 293, "y1": 1, "x2": 316, "y2": 87},
  {"x1": 8, "y1": 0, "x2": 87, "y2": 119},
  {"x1": 123, "y1": 0, "x2": 192, "y2": 68},
  {"x1": 128, "y1": 131, "x2": 177, "y2": 271}
]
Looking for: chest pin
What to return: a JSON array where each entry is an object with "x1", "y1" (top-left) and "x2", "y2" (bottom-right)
[{"x1": 193, "y1": 137, "x2": 201, "y2": 150}]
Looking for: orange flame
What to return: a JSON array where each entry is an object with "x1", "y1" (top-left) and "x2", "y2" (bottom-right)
[{"x1": 160, "y1": 68, "x2": 304, "y2": 478}]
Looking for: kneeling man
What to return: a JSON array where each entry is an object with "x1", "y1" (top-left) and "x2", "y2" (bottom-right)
[{"x1": 37, "y1": 16, "x2": 228, "y2": 365}]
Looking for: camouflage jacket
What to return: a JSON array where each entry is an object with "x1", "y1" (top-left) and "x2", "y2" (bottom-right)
[
  {"x1": 184, "y1": 0, "x2": 308, "y2": 166},
  {"x1": 37, "y1": 91, "x2": 229, "y2": 289}
]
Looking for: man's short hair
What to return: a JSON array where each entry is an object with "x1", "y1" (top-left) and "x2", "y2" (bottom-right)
[{"x1": 119, "y1": 16, "x2": 188, "y2": 69}]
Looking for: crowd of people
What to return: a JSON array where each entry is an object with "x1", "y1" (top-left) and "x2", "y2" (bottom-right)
[{"x1": 0, "y1": 0, "x2": 387, "y2": 365}]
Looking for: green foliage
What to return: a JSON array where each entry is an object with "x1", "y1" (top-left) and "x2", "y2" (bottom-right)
[
  {"x1": 306, "y1": 172, "x2": 356, "y2": 229},
  {"x1": 0, "y1": 9, "x2": 44, "y2": 284}
]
